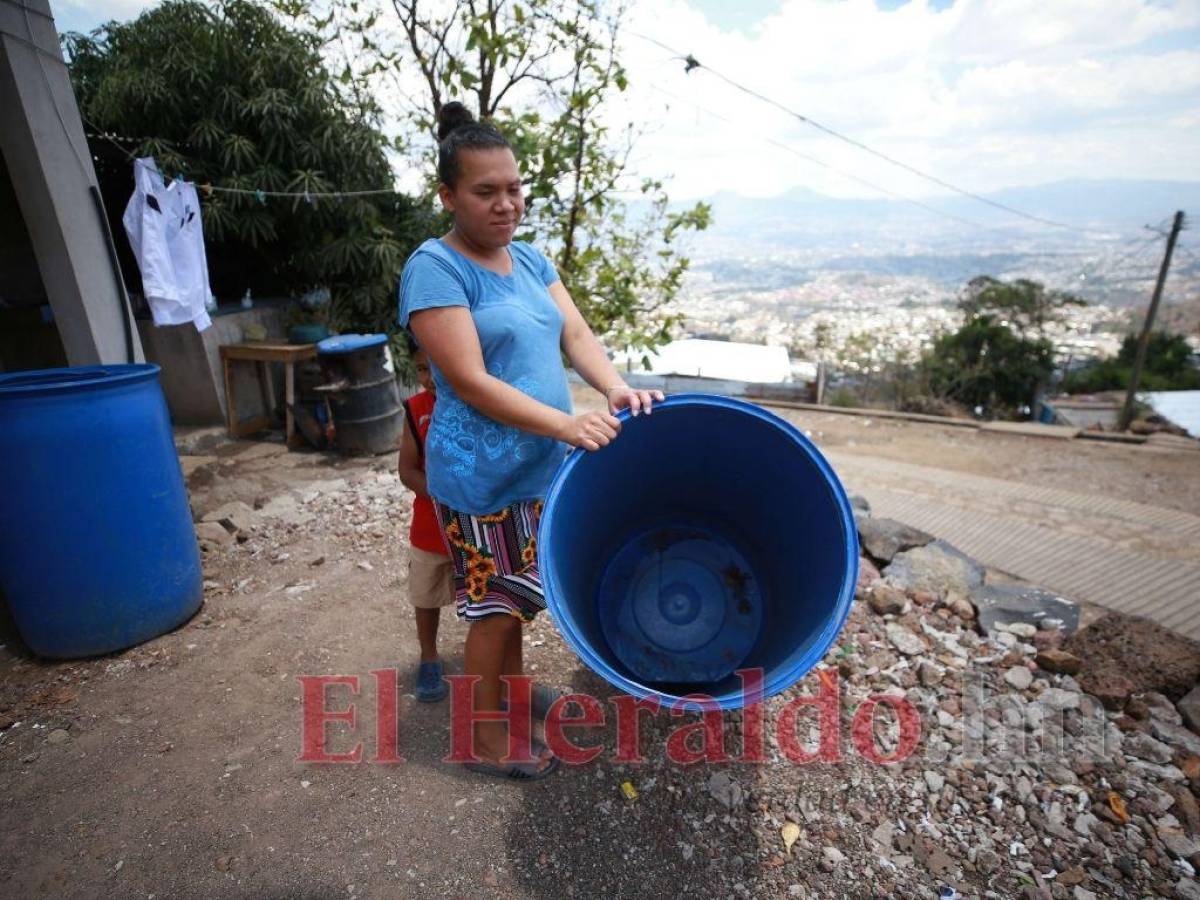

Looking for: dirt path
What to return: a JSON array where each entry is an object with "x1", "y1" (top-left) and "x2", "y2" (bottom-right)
[{"x1": 1, "y1": 388, "x2": 1198, "y2": 898}]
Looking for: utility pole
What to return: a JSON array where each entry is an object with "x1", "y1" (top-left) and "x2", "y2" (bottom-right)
[{"x1": 1118, "y1": 210, "x2": 1186, "y2": 432}]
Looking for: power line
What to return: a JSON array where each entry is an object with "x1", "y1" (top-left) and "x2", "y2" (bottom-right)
[
  {"x1": 1073, "y1": 232, "x2": 1163, "y2": 287},
  {"x1": 646, "y1": 83, "x2": 1001, "y2": 234},
  {"x1": 624, "y1": 27, "x2": 1105, "y2": 235}
]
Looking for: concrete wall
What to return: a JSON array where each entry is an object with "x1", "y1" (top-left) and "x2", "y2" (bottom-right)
[
  {"x1": 0, "y1": 0, "x2": 143, "y2": 366},
  {"x1": 138, "y1": 304, "x2": 288, "y2": 426}
]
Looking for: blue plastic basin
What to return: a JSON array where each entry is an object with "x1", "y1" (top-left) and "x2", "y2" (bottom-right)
[
  {"x1": 0, "y1": 365, "x2": 203, "y2": 658},
  {"x1": 540, "y1": 393, "x2": 858, "y2": 709}
]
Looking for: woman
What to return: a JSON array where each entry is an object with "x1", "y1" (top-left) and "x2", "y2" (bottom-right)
[{"x1": 398, "y1": 102, "x2": 663, "y2": 780}]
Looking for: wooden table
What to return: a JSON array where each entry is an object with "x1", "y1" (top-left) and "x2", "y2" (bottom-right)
[{"x1": 219, "y1": 341, "x2": 318, "y2": 447}]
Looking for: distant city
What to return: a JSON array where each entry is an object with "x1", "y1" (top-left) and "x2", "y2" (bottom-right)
[{"x1": 661, "y1": 179, "x2": 1200, "y2": 375}]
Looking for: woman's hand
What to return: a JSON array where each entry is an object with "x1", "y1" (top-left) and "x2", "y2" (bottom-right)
[
  {"x1": 557, "y1": 410, "x2": 622, "y2": 451},
  {"x1": 605, "y1": 384, "x2": 665, "y2": 417}
]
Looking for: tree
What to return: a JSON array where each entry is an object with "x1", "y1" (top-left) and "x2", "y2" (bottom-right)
[
  {"x1": 959, "y1": 276, "x2": 1085, "y2": 340},
  {"x1": 273, "y1": 0, "x2": 711, "y2": 359},
  {"x1": 1064, "y1": 331, "x2": 1200, "y2": 394},
  {"x1": 65, "y1": 0, "x2": 431, "y2": 334},
  {"x1": 923, "y1": 316, "x2": 1054, "y2": 418}
]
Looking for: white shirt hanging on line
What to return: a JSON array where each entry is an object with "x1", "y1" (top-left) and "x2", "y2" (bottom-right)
[{"x1": 122, "y1": 157, "x2": 213, "y2": 332}]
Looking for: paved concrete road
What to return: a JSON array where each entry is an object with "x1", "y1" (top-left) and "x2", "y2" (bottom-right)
[{"x1": 827, "y1": 451, "x2": 1200, "y2": 640}]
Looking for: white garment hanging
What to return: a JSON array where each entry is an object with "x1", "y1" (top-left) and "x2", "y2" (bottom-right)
[{"x1": 122, "y1": 157, "x2": 212, "y2": 332}]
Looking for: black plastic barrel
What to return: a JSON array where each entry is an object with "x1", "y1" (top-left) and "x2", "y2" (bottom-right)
[{"x1": 316, "y1": 334, "x2": 402, "y2": 455}]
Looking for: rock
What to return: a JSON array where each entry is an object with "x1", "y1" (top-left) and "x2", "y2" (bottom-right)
[
  {"x1": 1063, "y1": 613, "x2": 1200, "y2": 701},
  {"x1": 1080, "y1": 671, "x2": 1135, "y2": 711},
  {"x1": 201, "y1": 500, "x2": 261, "y2": 531},
  {"x1": 923, "y1": 770, "x2": 945, "y2": 793},
  {"x1": 821, "y1": 846, "x2": 845, "y2": 867},
  {"x1": 913, "y1": 838, "x2": 954, "y2": 877},
  {"x1": 1171, "y1": 786, "x2": 1200, "y2": 836},
  {"x1": 1152, "y1": 719, "x2": 1200, "y2": 758},
  {"x1": 972, "y1": 584, "x2": 1080, "y2": 637},
  {"x1": 949, "y1": 595, "x2": 976, "y2": 621},
  {"x1": 995, "y1": 631, "x2": 1018, "y2": 649},
  {"x1": 855, "y1": 557, "x2": 881, "y2": 598},
  {"x1": 883, "y1": 540, "x2": 984, "y2": 599},
  {"x1": 1036, "y1": 650, "x2": 1082, "y2": 676},
  {"x1": 886, "y1": 623, "x2": 926, "y2": 657},
  {"x1": 1074, "y1": 812, "x2": 1100, "y2": 836},
  {"x1": 868, "y1": 583, "x2": 907, "y2": 616},
  {"x1": 1033, "y1": 629, "x2": 1065, "y2": 652},
  {"x1": 849, "y1": 494, "x2": 871, "y2": 514},
  {"x1": 1005, "y1": 622, "x2": 1039, "y2": 638},
  {"x1": 706, "y1": 772, "x2": 744, "y2": 810},
  {"x1": 1180, "y1": 686, "x2": 1200, "y2": 732},
  {"x1": 1038, "y1": 688, "x2": 1081, "y2": 711},
  {"x1": 857, "y1": 517, "x2": 933, "y2": 564},
  {"x1": 976, "y1": 848, "x2": 1001, "y2": 875},
  {"x1": 1159, "y1": 828, "x2": 1200, "y2": 860},
  {"x1": 258, "y1": 494, "x2": 314, "y2": 526},
  {"x1": 1072, "y1": 888, "x2": 1097, "y2": 900},
  {"x1": 1005, "y1": 666, "x2": 1034, "y2": 691},
  {"x1": 1147, "y1": 691, "x2": 1186, "y2": 724},
  {"x1": 918, "y1": 661, "x2": 943, "y2": 687},
  {"x1": 1184, "y1": 756, "x2": 1200, "y2": 781},
  {"x1": 1126, "y1": 697, "x2": 1150, "y2": 720},
  {"x1": 1128, "y1": 759, "x2": 1186, "y2": 781},
  {"x1": 195, "y1": 522, "x2": 234, "y2": 546},
  {"x1": 45, "y1": 728, "x2": 69, "y2": 745},
  {"x1": 910, "y1": 588, "x2": 939, "y2": 607},
  {"x1": 1125, "y1": 731, "x2": 1177, "y2": 764},
  {"x1": 1176, "y1": 877, "x2": 1200, "y2": 900}
]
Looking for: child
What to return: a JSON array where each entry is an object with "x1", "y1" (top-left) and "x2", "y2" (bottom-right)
[{"x1": 397, "y1": 335, "x2": 454, "y2": 702}]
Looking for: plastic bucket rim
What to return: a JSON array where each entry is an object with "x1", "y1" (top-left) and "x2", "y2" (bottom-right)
[
  {"x1": 0, "y1": 363, "x2": 161, "y2": 397},
  {"x1": 317, "y1": 333, "x2": 388, "y2": 355},
  {"x1": 539, "y1": 391, "x2": 859, "y2": 710}
]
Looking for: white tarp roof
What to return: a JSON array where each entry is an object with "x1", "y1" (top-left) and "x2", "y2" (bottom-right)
[
  {"x1": 1141, "y1": 390, "x2": 1200, "y2": 437},
  {"x1": 615, "y1": 339, "x2": 793, "y2": 383}
]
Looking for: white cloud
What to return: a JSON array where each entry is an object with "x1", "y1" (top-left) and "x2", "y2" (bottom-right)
[
  {"x1": 48, "y1": 0, "x2": 1200, "y2": 201},
  {"x1": 612, "y1": 0, "x2": 1200, "y2": 199}
]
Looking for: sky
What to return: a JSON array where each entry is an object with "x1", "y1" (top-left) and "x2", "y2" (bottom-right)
[{"x1": 53, "y1": 0, "x2": 1200, "y2": 202}]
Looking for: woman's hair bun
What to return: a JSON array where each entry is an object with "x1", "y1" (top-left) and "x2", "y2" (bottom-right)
[{"x1": 436, "y1": 101, "x2": 476, "y2": 142}]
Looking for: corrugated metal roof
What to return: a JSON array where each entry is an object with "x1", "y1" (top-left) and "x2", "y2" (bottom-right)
[
  {"x1": 1141, "y1": 390, "x2": 1200, "y2": 437},
  {"x1": 614, "y1": 339, "x2": 793, "y2": 383}
]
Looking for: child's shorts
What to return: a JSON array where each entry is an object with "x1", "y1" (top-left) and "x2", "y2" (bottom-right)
[
  {"x1": 432, "y1": 498, "x2": 546, "y2": 623},
  {"x1": 407, "y1": 545, "x2": 455, "y2": 609}
]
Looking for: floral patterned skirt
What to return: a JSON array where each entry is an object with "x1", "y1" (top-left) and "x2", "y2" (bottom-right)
[{"x1": 431, "y1": 498, "x2": 546, "y2": 623}]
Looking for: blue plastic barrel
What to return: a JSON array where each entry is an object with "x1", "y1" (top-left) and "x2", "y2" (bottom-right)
[
  {"x1": 0, "y1": 365, "x2": 202, "y2": 658},
  {"x1": 540, "y1": 393, "x2": 858, "y2": 710}
]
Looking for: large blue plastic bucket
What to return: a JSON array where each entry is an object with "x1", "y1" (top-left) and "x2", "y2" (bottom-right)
[
  {"x1": 540, "y1": 393, "x2": 858, "y2": 710},
  {"x1": 0, "y1": 365, "x2": 203, "y2": 658}
]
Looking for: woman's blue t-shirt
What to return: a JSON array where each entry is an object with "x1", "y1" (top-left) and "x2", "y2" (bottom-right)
[{"x1": 397, "y1": 238, "x2": 573, "y2": 515}]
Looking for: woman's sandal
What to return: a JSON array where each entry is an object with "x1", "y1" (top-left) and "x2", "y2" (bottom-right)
[{"x1": 463, "y1": 740, "x2": 560, "y2": 781}]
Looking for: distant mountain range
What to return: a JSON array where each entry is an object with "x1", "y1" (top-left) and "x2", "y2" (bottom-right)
[{"x1": 687, "y1": 179, "x2": 1200, "y2": 252}]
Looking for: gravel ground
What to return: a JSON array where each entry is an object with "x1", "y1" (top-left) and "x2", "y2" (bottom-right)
[{"x1": 2, "y1": 389, "x2": 1199, "y2": 899}]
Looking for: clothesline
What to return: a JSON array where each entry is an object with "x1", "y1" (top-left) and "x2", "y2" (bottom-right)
[{"x1": 86, "y1": 124, "x2": 406, "y2": 202}]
